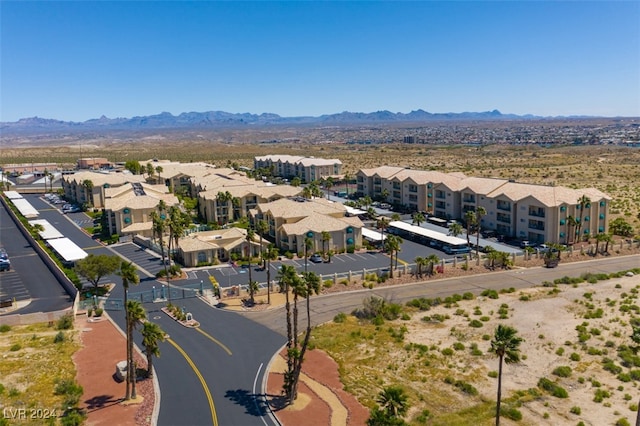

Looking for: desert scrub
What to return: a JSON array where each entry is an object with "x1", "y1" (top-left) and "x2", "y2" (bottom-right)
[
  {"x1": 552, "y1": 366, "x2": 572, "y2": 378},
  {"x1": 538, "y1": 377, "x2": 569, "y2": 398}
]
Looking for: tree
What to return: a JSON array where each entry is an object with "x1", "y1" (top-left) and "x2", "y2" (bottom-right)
[
  {"x1": 575, "y1": 195, "x2": 591, "y2": 242},
  {"x1": 264, "y1": 244, "x2": 279, "y2": 304},
  {"x1": 384, "y1": 235, "x2": 402, "y2": 278},
  {"x1": 377, "y1": 216, "x2": 390, "y2": 242},
  {"x1": 155, "y1": 166, "x2": 163, "y2": 184},
  {"x1": 74, "y1": 254, "x2": 120, "y2": 294},
  {"x1": 321, "y1": 231, "x2": 331, "y2": 258},
  {"x1": 231, "y1": 197, "x2": 242, "y2": 221},
  {"x1": 286, "y1": 271, "x2": 321, "y2": 403},
  {"x1": 151, "y1": 207, "x2": 169, "y2": 283},
  {"x1": 377, "y1": 386, "x2": 409, "y2": 418},
  {"x1": 412, "y1": 212, "x2": 425, "y2": 227},
  {"x1": 117, "y1": 260, "x2": 139, "y2": 401},
  {"x1": 465, "y1": 210, "x2": 476, "y2": 248},
  {"x1": 448, "y1": 222, "x2": 463, "y2": 238},
  {"x1": 215, "y1": 191, "x2": 233, "y2": 224},
  {"x1": 124, "y1": 160, "x2": 142, "y2": 175},
  {"x1": 141, "y1": 321, "x2": 166, "y2": 378},
  {"x1": 126, "y1": 300, "x2": 146, "y2": 399},
  {"x1": 609, "y1": 217, "x2": 634, "y2": 237},
  {"x1": 489, "y1": 325, "x2": 523, "y2": 426},
  {"x1": 146, "y1": 162, "x2": 155, "y2": 179},
  {"x1": 474, "y1": 207, "x2": 487, "y2": 259},
  {"x1": 277, "y1": 265, "x2": 302, "y2": 400},
  {"x1": 324, "y1": 176, "x2": 334, "y2": 199},
  {"x1": 290, "y1": 176, "x2": 301, "y2": 187},
  {"x1": 343, "y1": 172, "x2": 352, "y2": 197},
  {"x1": 414, "y1": 256, "x2": 424, "y2": 277},
  {"x1": 566, "y1": 215, "x2": 578, "y2": 245},
  {"x1": 301, "y1": 186, "x2": 312, "y2": 199},
  {"x1": 245, "y1": 228, "x2": 256, "y2": 304},
  {"x1": 256, "y1": 219, "x2": 269, "y2": 267},
  {"x1": 425, "y1": 254, "x2": 440, "y2": 276},
  {"x1": 82, "y1": 179, "x2": 94, "y2": 207}
]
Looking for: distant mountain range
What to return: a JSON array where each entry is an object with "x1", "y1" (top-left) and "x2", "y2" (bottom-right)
[{"x1": 0, "y1": 109, "x2": 564, "y2": 134}]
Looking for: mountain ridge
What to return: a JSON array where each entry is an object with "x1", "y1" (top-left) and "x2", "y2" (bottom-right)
[{"x1": 1, "y1": 109, "x2": 604, "y2": 135}]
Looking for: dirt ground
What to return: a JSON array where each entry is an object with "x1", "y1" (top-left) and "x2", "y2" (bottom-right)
[{"x1": 73, "y1": 315, "x2": 154, "y2": 426}]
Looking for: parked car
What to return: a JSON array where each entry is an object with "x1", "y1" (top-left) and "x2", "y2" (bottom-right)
[
  {"x1": 520, "y1": 240, "x2": 532, "y2": 248},
  {"x1": 309, "y1": 254, "x2": 324, "y2": 263},
  {"x1": 0, "y1": 260, "x2": 10, "y2": 272},
  {"x1": 536, "y1": 244, "x2": 551, "y2": 253}
]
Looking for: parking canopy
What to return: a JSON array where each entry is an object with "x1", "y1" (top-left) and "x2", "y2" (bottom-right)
[
  {"x1": 29, "y1": 219, "x2": 64, "y2": 240},
  {"x1": 47, "y1": 237, "x2": 88, "y2": 263},
  {"x1": 362, "y1": 227, "x2": 387, "y2": 242}
]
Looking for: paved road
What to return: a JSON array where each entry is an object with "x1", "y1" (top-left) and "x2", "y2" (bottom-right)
[
  {"x1": 246, "y1": 254, "x2": 640, "y2": 336},
  {"x1": 0, "y1": 197, "x2": 71, "y2": 314}
]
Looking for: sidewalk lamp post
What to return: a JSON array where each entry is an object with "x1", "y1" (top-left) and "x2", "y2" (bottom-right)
[{"x1": 152, "y1": 286, "x2": 156, "y2": 301}]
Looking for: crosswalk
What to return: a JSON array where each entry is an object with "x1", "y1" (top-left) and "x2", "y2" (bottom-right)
[{"x1": 0, "y1": 270, "x2": 31, "y2": 301}]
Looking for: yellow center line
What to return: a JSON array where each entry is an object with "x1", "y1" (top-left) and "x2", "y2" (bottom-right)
[
  {"x1": 166, "y1": 338, "x2": 218, "y2": 426},
  {"x1": 196, "y1": 328, "x2": 233, "y2": 356}
]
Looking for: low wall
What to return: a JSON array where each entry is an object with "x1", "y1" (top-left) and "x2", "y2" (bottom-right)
[
  {"x1": 0, "y1": 307, "x2": 73, "y2": 327},
  {"x1": 0, "y1": 194, "x2": 78, "y2": 299}
]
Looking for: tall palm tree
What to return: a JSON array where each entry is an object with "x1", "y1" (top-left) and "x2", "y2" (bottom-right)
[
  {"x1": 343, "y1": 172, "x2": 352, "y2": 197},
  {"x1": 377, "y1": 216, "x2": 390, "y2": 242},
  {"x1": 215, "y1": 191, "x2": 232, "y2": 224},
  {"x1": 82, "y1": 179, "x2": 94, "y2": 207},
  {"x1": 321, "y1": 231, "x2": 331, "y2": 258},
  {"x1": 465, "y1": 210, "x2": 476, "y2": 248},
  {"x1": 289, "y1": 271, "x2": 321, "y2": 402},
  {"x1": 117, "y1": 260, "x2": 139, "y2": 400},
  {"x1": 324, "y1": 177, "x2": 334, "y2": 199},
  {"x1": 126, "y1": 300, "x2": 146, "y2": 399},
  {"x1": 414, "y1": 256, "x2": 424, "y2": 277},
  {"x1": 151, "y1": 209, "x2": 169, "y2": 282},
  {"x1": 264, "y1": 245, "x2": 279, "y2": 304},
  {"x1": 141, "y1": 321, "x2": 166, "y2": 378},
  {"x1": 489, "y1": 324, "x2": 523, "y2": 426},
  {"x1": 475, "y1": 207, "x2": 487, "y2": 259},
  {"x1": 245, "y1": 227, "x2": 256, "y2": 302},
  {"x1": 576, "y1": 195, "x2": 591, "y2": 242},
  {"x1": 231, "y1": 197, "x2": 242, "y2": 221},
  {"x1": 566, "y1": 215, "x2": 578, "y2": 245},
  {"x1": 155, "y1": 165, "x2": 163, "y2": 185},
  {"x1": 384, "y1": 235, "x2": 402, "y2": 278},
  {"x1": 256, "y1": 219, "x2": 269, "y2": 267},
  {"x1": 376, "y1": 385, "x2": 409, "y2": 418}
]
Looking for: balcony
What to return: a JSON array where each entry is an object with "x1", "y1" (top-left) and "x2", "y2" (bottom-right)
[
  {"x1": 528, "y1": 220, "x2": 545, "y2": 231},
  {"x1": 497, "y1": 202, "x2": 511, "y2": 211},
  {"x1": 497, "y1": 213, "x2": 511, "y2": 224},
  {"x1": 528, "y1": 208, "x2": 546, "y2": 218}
]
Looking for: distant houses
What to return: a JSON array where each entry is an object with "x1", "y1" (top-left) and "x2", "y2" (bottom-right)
[{"x1": 254, "y1": 154, "x2": 342, "y2": 183}]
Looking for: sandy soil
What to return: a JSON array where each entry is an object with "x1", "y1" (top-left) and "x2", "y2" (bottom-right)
[{"x1": 399, "y1": 272, "x2": 640, "y2": 425}]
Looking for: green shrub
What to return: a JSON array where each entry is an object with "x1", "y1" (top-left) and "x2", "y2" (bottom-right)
[
  {"x1": 469, "y1": 319, "x2": 483, "y2": 328},
  {"x1": 453, "y1": 380, "x2": 478, "y2": 396},
  {"x1": 488, "y1": 371, "x2": 498, "y2": 378},
  {"x1": 538, "y1": 377, "x2": 569, "y2": 398},
  {"x1": 616, "y1": 419, "x2": 631, "y2": 426},
  {"x1": 9, "y1": 343, "x2": 21, "y2": 352},
  {"x1": 593, "y1": 389, "x2": 610, "y2": 403},
  {"x1": 54, "y1": 331, "x2": 66, "y2": 343},
  {"x1": 93, "y1": 307, "x2": 103, "y2": 317},
  {"x1": 441, "y1": 348, "x2": 454, "y2": 356},
  {"x1": 570, "y1": 406, "x2": 581, "y2": 415},
  {"x1": 570, "y1": 353, "x2": 581, "y2": 362},
  {"x1": 500, "y1": 406, "x2": 522, "y2": 421},
  {"x1": 57, "y1": 313, "x2": 74, "y2": 330},
  {"x1": 480, "y1": 289, "x2": 499, "y2": 299},
  {"x1": 0, "y1": 324, "x2": 10, "y2": 333},
  {"x1": 553, "y1": 366, "x2": 572, "y2": 378},
  {"x1": 333, "y1": 312, "x2": 347, "y2": 323},
  {"x1": 453, "y1": 342, "x2": 465, "y2": 351}
]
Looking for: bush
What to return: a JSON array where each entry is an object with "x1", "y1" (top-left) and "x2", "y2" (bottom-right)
[
  {"x1": 501, "y1": 406, "x2": 522, "y2": 421},
  {"x1": 616, "y1": 419, "x2": 630, "y2": 426},
  {"x1": 593, "y1": 389, "x2": 611, "y2": 403},
  {"x1": 469, "y1": 319, "x2": 483, "y2": 328},
  {"x1": 553, "y1": 366, "x2": 572, "y2": 378},
  {"x1": 488, "y1": 371, "x2": 498, "y2": 378},
  {"x1": 0, "y1": 324, "x2": 10, "y2": 333},
  {"x1": 570, "y1": 406, "x2": 581, "y2": 415},
  {"x1": 93, "y1": 307, "x2": 103, "y2": 317},
  {"x1": 480, "y1": 289, "x2": 499, "y2": 299},
  {"x1": 9, "y1": 343, "x2": 21, "y2": 352},
  {"x1": 333, "y1": 312, "x2": 347, "y2": 323},
  {"x1": 54, "y1": 331, "x2": 66, "y2": 343},
  {"x1": 57, "y1": 313, "x2": 74, "y2": 330},
  {"x1": 570, "y1": 353, "x2": 581, "y2": 362},
  {"x1": 538, "y1": 377, "x2": 569, "y2": 398}
]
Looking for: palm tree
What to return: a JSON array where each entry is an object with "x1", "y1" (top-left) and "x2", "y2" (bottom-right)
[
  {"x1": 321, "y1": 231, "x2": 331, "y2": 259},
  {"x1": 231, "y1": 197, "x2": 242, "y2": 221},
  {"x1": 380, "y1": 187, "x2": 389, "y2": 203},
  {"x1": 264, "y1": 245, "x2": 279, "y2": 304},
  {"x1": 426, "y1": 254, "x2": 440, "y2": 276},
  {"x1": 82, "y1": 179, "x2": 94, "y2": 207},
  {"x1": 215, "y1": 191, "x2": 232, "y2": 224},
  {"x1": 602, "y1": 232, "x2": 613, "y2": 254},
  {"x1": 448, "y1": 222, "x2": 464, "y2": 238},
  {"x1": 245, "y1": 228, "x2": 256, "y2": 303},
  {"x1": 465, "y1": 210, "x2": 476, "y2": 248},
  {"x1": 141, "y1": 321, "x2": 166, "y2": 378},
  {"x1": 343, "y1": 172, "x2": 352, "y2": 197},
  {"x1": 155, "y1": 166, "x2": 163, "y2": 185},
  {"x1": 256, "y1": 219, "x2": 269, "y2": 267},
  {"x1": 376, "y1": 385, "x2": 409, "y2": 418},
  {"x1": 146, "y1": 162, "x2": 154, "y2": 180},
  {"x1": 391, "y1": 212, "x2": 401, "y2": 222},
  {"x1": 117, "y1": 260, "x2": 139, "y2": 401},
  {"x1": 412, "y1": 212, "x2": 425, "y2": 227},
  {"x1": 384, "y1": 235, "x2": 402, "y2": 278},
  {"x1": 377, "y1": 216, "x2": 390, "y2": 242},
  {"x1": 594, "y1": 232, "x2": 608, "y2": 255},
  {"x1": 576, "y1": 195, "x2": 591, "y2": 242},
  {"x1": 324, "y1": 177, "x2": 334, "y2": 199},
  {"x1": 566, "y1": 215, "x2": 578, "y2": 245},
  {"x1": 126, "y1": 300, "x2": 146, "y2": 399},
  {"x1": 475, "y1": 207, "x2": 487, "y2": 259},
  {"x1": 414, "y1": 256, "x2": 424, "y2": 277},
  {"x1": 301, "y1": 186, "x2": 312, "y2": 199},
  {"x1": 151, "y1": 209, "x2": 169, "y2": 282},
  {"x1": 489, "y1": 324, "x2": 523, "y2": 426}
]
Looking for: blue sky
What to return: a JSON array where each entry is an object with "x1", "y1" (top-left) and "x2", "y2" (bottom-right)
[{"x1": 1, "y1": 1, "x2": 639, "y2": 122}]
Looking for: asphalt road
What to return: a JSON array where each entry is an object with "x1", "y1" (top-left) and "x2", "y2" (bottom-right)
[{"x1": 246, "y1": 253, "x2": 640, "y2": 336}]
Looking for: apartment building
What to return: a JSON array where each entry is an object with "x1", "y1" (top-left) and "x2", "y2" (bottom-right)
[
  {"x1": 177, "y1": 227, "x2": 260, "y2": 267},
  {"x1": 194, "y1": 168, "x2": 301, "y2": 224},
  {"x1": 62, "y1": 171, "x2": 145, "y2": 209},
  {"x1": 250, "y1": 197, "x2": 364, "y2": 255},
  {"x1": 254, "y1": 154, "x2": 342, "y2": 183},
  {"x1": 356, "y1": 166, "x2": 611, "y2": 245},
  {"x1": 103, "y1": 182, "x2": 179, "y2": 238}
]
